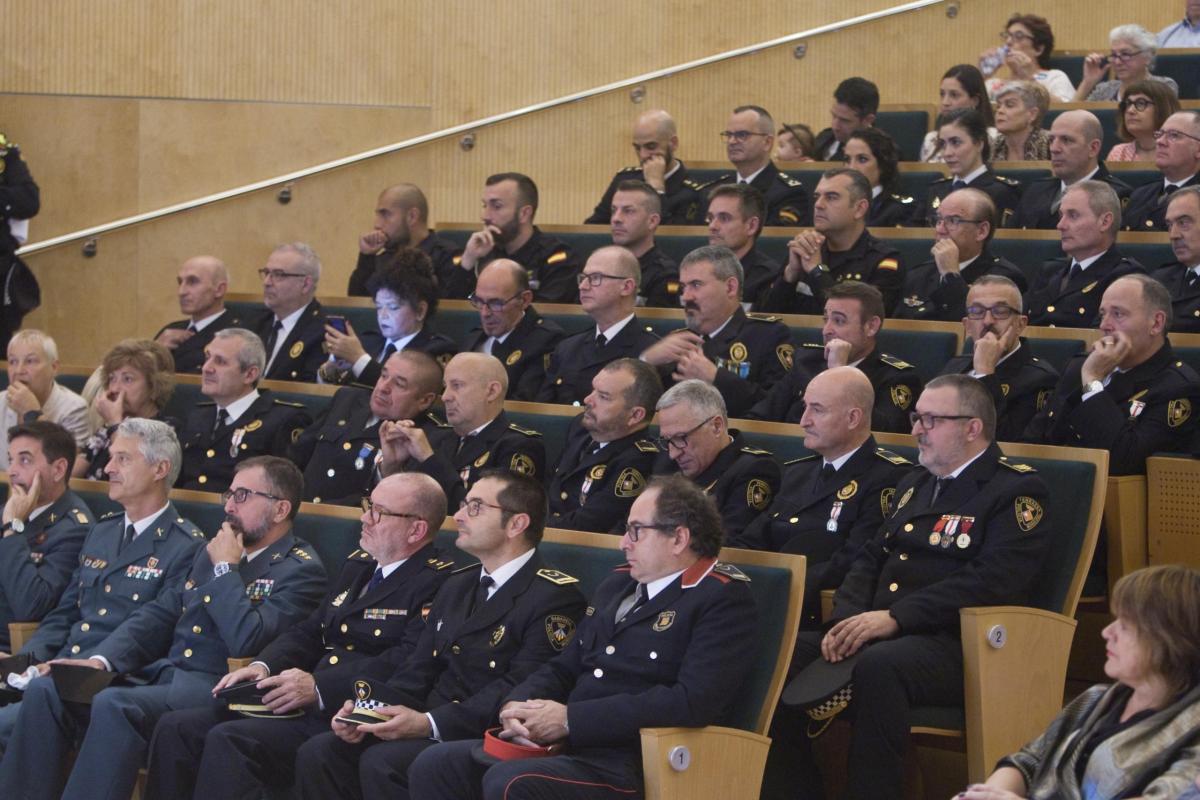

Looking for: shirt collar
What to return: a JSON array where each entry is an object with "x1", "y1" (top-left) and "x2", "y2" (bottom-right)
[
  {"x1": 597, "y1": 314, "x2": 635, "y2": 341},
  {"x1": 871, "y1": 185, "x2": 883, "y2": 199},
  {"x1": 124, "y1": 502, "x2": 172, "y2": 538},
  {"x1": 736, "y1": 164, "x2": 767, "y2": 185},
  {"x1": 960, "y1": 164, "x2": 988, "y2": 184},
  {"x1": 378, "y1": 558, "x2": 408, "y2": 579},
  {"x1": 28, "y1": 502, "x2": 54, "y2": 522},
  {"x1": 1062, "y1": 166, "x2": 1101, "y2": 192},
  {"x1": 645, "y1": 568, "x2": 686, "y2": 601},
  {"x1": 274, "y1": 302, "x2": 309, "y2": 337},
  {"x1": 824, "y1": 440, "x2": 868, "y2": 472},
  {"x1": 493, "y1": 311, "x2": 526, "y2": 345},
  {"x1": 943, "y1": 447, "x2": 988, "y2": 480},
  {"x1": 221, "y1": 389, "x2": 261, "y2": 424},
  {"x1": 706, "y1": 313, "x2": 736, "y2": 339},
  {"x1": 191, "y1": 309, "x2": 226, "y2": 331},
  {"x1": 1074, "y1": 252, "x2": 1105, "y2": 271},
  {"x1": 481, "y1": 547, "x2": 537, "y2": 594},
  {"x1": 391, "y1": 329, "x2": 421, "y2": 351}
]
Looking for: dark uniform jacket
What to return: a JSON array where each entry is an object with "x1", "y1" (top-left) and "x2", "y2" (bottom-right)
[
  {"x1": 700, "y1": 162, "x2": 812, "y2": 227},
  {"x1": 813, "y1": 128, "x2": 844, "y2": 162},
  {"x1": 831, "y1": 443, "x2": 1052, "y2": 634},
  {"x1": 894, "y1": 247, "x2": 1028, "y2": 321},
  {"x1": 1123, "y1": 173, "x2": 1200, "y2": 232},
  {"x1": 1023, "y1": 246, "x2": 1145, "y2": 328},
  {"x1": 1023, "y1": 343, "x2": 1200, "y2": 475},
  {"x1": 760, "y1": 230, "x2": 903, "y2": 315},
  {"x1": 445, "y1": 227, "x2": 583, "y2": 304},
  {"x1": 462, "y1": 307, "x2": 566, "y2": 401},
  {"x1": 637, "y1": 246, "x2": 681, "y2": 309},
  {"x1": 1150, "y1": 262, "x2": 1200, "y2": 332},
  {"x1": 653, "y1": 431, "x2": 781, "y2": 539},
  {"x1": 584, "y1": 162, "x2": 703, "y2": 226},
  {"x1": 747, "y1": 344, "x2": 922, "y2": 434},
  {"x1": 941, "y1": 340, "x2": 1060, "y2": 443},
  {"x1": 0, "y1": 141, "x2": 40, "y2": 347},
  {"x1": 253, "y1": 300, "x2": 328, "y2": 383},
  {"x1": 346, "y1": 231, "x2": 463, "y2": 298},
  {"x1": 657, "y1": 307, "x2": 793, "y2": 418},
  {"x1": 381, "y1": 551, "x2": 587, "y2": 741},
  {"x1": 869, "y1": 192, "x2": 916, "y2": 228},
  {"x1": 911, "y1": 170, "x2": 1022, "y2": 229},
  {"x1": 742, "y1": 246, "x2": 783, "y2": 311},
  {"x1": 155, "y1": 309, "x2": 245, "y2": 373},
  {"x1": 178, "y1": 391, "x2": 313, "y2": 492},
  {"x1": 19, "y1": 504, "x2": 205, "y2": 663},
  {"x1": 504, "y1": 558, "x2": 756, "y2": 752},
  {"x1": 408, "y1": 411, "x2": 546, "y2": 508},
  {"x1": 254, "y1": 542, "x2": 454, "y2": 709},
  {"x1": 1009, "y1": 165, "x2": 1132, "y2": 230},
  {"x1": 352, "y1": 326, "x2": 458, "y2": 387},
  {"x1": 0, "y1": 491, "x2": 93, "y2": 651},
  {"x1": 547, "y1": 416, "x2": 660, "y2": 534},
  {"x1": 731, "y1": 440, "x2": 912, "y2": 623},
  {"x1": 536, "y1": 317, "x2": 659, "y2": 405}
]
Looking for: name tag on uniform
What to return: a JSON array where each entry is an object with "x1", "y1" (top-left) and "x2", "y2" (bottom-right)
[
  {"x1": 363, "y1": 608, "x2": 407, "y2": 620},
  {"x1": 246, "y1": 578, "x2": 274, "y2": 601}
]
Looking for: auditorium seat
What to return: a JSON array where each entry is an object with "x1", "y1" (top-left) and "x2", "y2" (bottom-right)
[{"x1": 1049, "y1": 51, "x2": 1200, "y2": 100}]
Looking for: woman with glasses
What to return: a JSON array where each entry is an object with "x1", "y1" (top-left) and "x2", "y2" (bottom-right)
[
  {"x1": 910, "y1": 109, "x2": 1021, "y2": 228},
  {"x1": 993, "y1": 81, "x2": 1052, "y2": 162},
  {"x1": 843, "y1": 128, "x2": 911, "y2": 227},
  {"x1": 919, "y1": 65, "x2": 1000, "y2": 163},
  {"x1": 1108, "y1": 80, "x2": 1183, "y2": 162},
  {"x1": 1074, "y1": 24, "x2": 1179, "y2": 102},
  {"x1": 980, "y1": 14, "x2": 1075, "y2": 102}
]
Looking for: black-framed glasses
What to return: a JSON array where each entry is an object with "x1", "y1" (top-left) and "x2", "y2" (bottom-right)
[
  {"x1": 361, "y1": 497, "x2": 420, "y2": 525},
  {"x1": 467, "y1": 292, "x2": 522, "y2": 313},
  {"x1": 654, "y1": 416, "x2": 717, "y2": 451},
  {"x1": 999, "y1": 29, "x2": 1033, "y2": 42},
  {"x1": 458, "y1": 498, "x2": 514, "y2": 517},
  {"x1": 576, "y1": 272, "x2": 628, "y2": 287},
  {"x1": 623, "y1": 521, "x2": 672, "y2": 542},
  {"x1": 257, "y1": 268, "x2": 307, "y2": 282},
  {"x1": 965, "y1": 303, "x2": 1018, "y2": 320},
  {"x1": 1108, "y1": 49, "x2": 1145, "y2": 62},
  {"x1": 1118, "y1": 97, "x2": 1153, "y2": 112},
  {"x1": 1154, "y1": 128, "x2": 1200, "y2": 145},
  {"x1": 909, "y1": 412, "x2": 974, "y2": 429},
  {"x1": 719, "y1": 130, "x2": 769, "y2": 143},
  {"x1": 929, "y1": 214, "x2": 985, "y2": 228},
  {"x1": 221, "y1": 487, "x2": 283, "y2": 505}
]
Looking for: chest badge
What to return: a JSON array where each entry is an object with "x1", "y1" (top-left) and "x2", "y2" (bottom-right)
[
  {"x1": 652, "y1": 611, "x2": 676, "y2": 632},
  {"x1": 490, "y1": 624, "x2": 506, "y2": 647},
  {"x1": 729, "y1": 342, "x2": 748, "y2": 362},
  {"x1": 836, "y1": 481, "x2": 858, "y2": 501}
]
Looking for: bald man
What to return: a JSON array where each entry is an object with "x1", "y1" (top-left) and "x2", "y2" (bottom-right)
[
  {"x1": 377, "y1": 353, "x2": 545, "y2": 507},
  {"x1": 585, "y1": 109, "x2": 704, "y2": 225},
  {"x1": 732, "y1": 367, "x2": 912, "y2": 626},
  {"x1": 347, "y1": 184, "x2": 462, "y2": 297},
  {"x1": 154, "y1": 256, "x2": 244, "y2": 373}
]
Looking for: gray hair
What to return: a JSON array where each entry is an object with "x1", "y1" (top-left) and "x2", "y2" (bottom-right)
[
  {"x1": 969, "y1": 275, "x2": 1024, "y2": 312},
  {"x1": 116, "y1": 417, "x2": 183, "y2": 488},
  {"x1": 1110, "y1": 24, "x2": 1157, "y2": 64},
  {"x1": 924, "y1": 374, "x2": 997, "y2": 443},
  {"x1": 1067, "y1": 179, "x2": 1123, "y2": 232},
  {"x1": 656, "y1": 378, "x2": 728, "y2": 421},
  {"x1": 680, "y1": 245, "x2": 744, "y2": 296},
  {"x1": 8, "y1": 329, "x2": 58, "y2": 362},
  {"x1": 272, "y1": 242, "x2": 322, "y2": 285},
  {"x1": 212, "y1": 328, "x2": 267, "y2": 375},
  {"x1": 995, "y1": 80, "x2": 1051, "y2": 125}
]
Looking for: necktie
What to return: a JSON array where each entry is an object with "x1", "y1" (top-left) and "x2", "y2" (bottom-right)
[
  {"x1": 951, "y1": 179, "x2": 966, "y2": 190},
  {"x1": 456, "y1": 434, "x2": 473, "y2": 455},
  {"x1": 186, "y1": 322, "x2": 198, "y2": 334},
  {"x1": 380, "y1": 341, "x2": 398, "y2": 363},
  {"x1": 472, "y1": 575, "x2": 495, "y2": 614},
  {"x1": 1060, "y1": 262, "x2": 1081, "y2": 293},
  {"x1": 931, "y1": 477, "x2": 953, "y2": 506},
  {"x1": 1160, "y1": 183, "x2": 1182, "y2": 207},
  {"x1": 1049, "y1": 185, "x2": 1067, "y2": 216},
  {"x1": 1189, "y1": 270, "x2": 1200, "y2": 290},
  {"x1": 365, "y1": 567, "x2": 385, "y2": 595},
  {"x1": 814, "y1": 463, "x2": 836, "y2": 492},
  {"x1": 212, "y1": 408, "x2": 229, "y2": 436},
  {"x1": 615, "y1": 583, "x2": 646, "y2": 622},
  {"x1": 264, "y1": 319, "x2": 283, "y2": 362},
  {"x1": 119, "y1": 524, "x2": 136, "y2": 555},
  {"x1": 595, "y1": 333, "x2": 607, "y2": 348}
]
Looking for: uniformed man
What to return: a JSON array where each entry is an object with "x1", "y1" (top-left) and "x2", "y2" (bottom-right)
[
  {"x1": 548, "y1": 358, "x2": 663, "y2": 533},
  {"x1": 1009, "y1": 110, "x2": 1133, "y2": 230},
  {"x1": 584, "y1": 109, "x2": 703, "y2": 226},
  {"x1": 1152, "y1": 187, "x2": 1200, "y2": 331},
  {"x1": 762, "y1": 168, "x2": 904, "y2": 315},
  {"x1": 1123, "y1": 111, "x2": 1200, "y2": 232},
  {"x1": 940, "y1": 276, "x2": 1060, "y2": 442},
  {"x1": 142, "y1": 473, "x2": 454, "y2": 800},
  {"x1": 0, "y1": 329, "x2": 89, "y2": 467},
  {"x1": 734, "y1": 368, "x2": 911, "y2": 624},
  {"x1": 177, "y1": 328, "x2": 312, "y2": 493},
  {"x1": 763, "y1": 375, "x2": 1053, "y2": 800},
  {"x1": 0, "y1": 457, "x2": 327, "y2": 800},
  {"x1": 379, "y1": 352, "x2": 545, "y2": 508},
  {"x1": 0, "y1": 421, "x2": 93, "y2": 651},
  {"x1": 450, "y1": 172, "x2": 582, "y2": 303},
  {"x1": 608, "y1": 179, "x2": 682, "y2": 307},
  {"x1": 290, "y1": 350, "x2": 445, "y2": 506},
  {"x1": 650, "y1": 379, "x2": 780, "y2": 536},
  {"x1": 895, "y1": 188, "x2": 1028, "y2": 321},
  {"x1": 705, "y1": 182, "x2": 781, "y2": 309},
  {"x1": 750, "y1": 282, "x2": 923, "y2": 433},
  {"x1": 1025, "y1": 274, "x2": 1200, "y2": 475},
  {"x1": 460, "y1": 260, "x2": 565, "y2": 400},
  {"x1": 640, "y1": 245, "x2": 793, "y2": 417},
  {"x1": 701, "y1": 105, "x2": 811, "y2": 227},
  {"x1": 153, "y1": 256, "x2": 244, "y2": 373},
  {"x1": 537, "y1": 246, "x2": 659, "y2": 404},
  {"x1": 290, "y1": 471, "x2": 587, "y2": 800},
  {"x1": 1024, "y1": 180, "x2": 1146, "y2": 328},
  {"x1": 0, "y1": 419, "x2": 203, "y2": 754},
  {"x1": 251, "y1": 242, "x2": 330, "y2": 383},
  {"x1": 813, "y1": 77, "x2": 879, "y2": 162},
  {"x1": 346, "y1": 183, "x2": 462, "y2": 297},
  {"x1": 408, "y1": 474, "x2": 756, "y2": 800},
  {"x1": 0, "y1": 133, "x2": 39, "y2": 351}
]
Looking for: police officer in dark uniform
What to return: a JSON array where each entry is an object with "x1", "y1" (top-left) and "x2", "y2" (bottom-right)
[
  {"x1": 142, "y1": 472, "x2": 455, "y2": 800},
  {"x1": 177, "y1": 328, "x2": 312, "y2": 493},
  {"x1": 1025, "y1": 274, "x2": 1200, "y2": 475},
  {"x1": 870, "y1": 191, "x2": 916, "y2": 227},
  {"x1": 0, "y1": 133, "x2": 40, "y2": 349},
  {"x1": 407, "y1": 475, "x2": 756, "y2": 800},
  {"x1": 250, "y1": 243, "x2": 330, "y2": 383},
  {"x1": 1122, "y1": 111, "x2": 1200, "y2": 232},
  {"x1": 912, "y1": 169, "x2": 1022, "y2": 230},
  {"x1": 1124, "y1": 175, "x2": 1200, "y2": 232},
  {"x1": 1151, "y1": 186, "x2": 1200, "y2": 332},
  {"x1": 763, "y1": 375, "x2": 1052, "y2": 800},
  {"x1": 154, "y1": 256, "x2": 243, "y2": 374},
  {"x1": 547, "y1": 359, "x2": 663, "y2": 533},
  {"x1": 0, "y1": 422, "x2": 93, "y2": 652},
  {"x1": 638, "y1": 244, "x2": 682, "y2": 308},
  {"x1": 701, "y1": 183, "x2": 781, "y2": 309},
  {"x1": 587, "y1": 164, "x2": 703, "y2": 226},
  {"x1": 895, "y1": 188, "x2": 1027, "y2": 322},
  {"x1": 1009, "y1": 166, "x2": 1132, "y2": 230},
  {"x1": 606, "y1": 178, "x2": 685, "y2": 307},
  {"x1": 285, "y1": 471, "x2": 586, "y2": 800}
]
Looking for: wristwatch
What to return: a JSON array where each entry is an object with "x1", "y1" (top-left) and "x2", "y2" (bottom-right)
[
  {"x1": 213, "y1": 561, "x2": 232, "y2": 577},
  {"x1": 810, "y1": 263, "x2": 829, "y2": 276},
  {"x1": 3, "y1": 518, "x2": 24, "y2": 534}
]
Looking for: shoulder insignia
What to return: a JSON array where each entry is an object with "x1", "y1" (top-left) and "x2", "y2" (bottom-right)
[
  {"x1": 74, "y1": 510, "x2": 92, "y2": 524},
  {"x1": 747, "y1": 478, "x2": 772, "y2": 511},
  {"x1": 273, "y1": 399, "x2": 307, "y2": 409},
  {"x1": 878, "y1": 354, "x2": 914, "y2": 370},
  {"x1": 546, "y1": 251, "x2": 568, "y2": 266},
  {"x1": 348, "y1": 549, "x2": 372, "y2": 560},
  {"x1": 891, "y1": 194, "x2": 914, "y2": 204},
  {"x1": 875, "y1": 448, "x2": 911, "y2": 466},
  {"x1": 614, "y1": 467, "x2": 646, "y2": 498},
  {"x1": 507, "y1": 423, "x2": 543, "y2": 438},
  {"x1": 889, "y1": 384, "x2": 913, "y2": 410},
  {"x1": 740, "y1": 446, "x2": 772, "y2": 456},
  {"x1": 1014, "y1": 496, "x2": 1044, "y2": 531},
  {"x1": 426, "y1": 558, "x2": 454, "y2": 570},
  {"x1": 634, "y1": 439, "x2": 660, "y2": 453},
  {"x1": 425, "y1": 411, "x2": 451, "y2": 428},
  {"x1": 711, "y1": 562, "x2": 751, "y2": 582},
  {"x1": 452, "y1": 254, "x2": 463, "y2": 266},
  {"x1": 101, "y1": 511, "x2": 119, "y2": 520},
  {"x1": 931, "y1": 176, "x2": 952, "y2": 185},
  {"x1": 536, "y1": 568, "x2": 579, "y2": 585},
  {"x1": 784, "y1": 454, "x2": 820, "y2": 465},
  {"x1": 777, "y1": 342, "x2": 794, "y2": 371},
  {"x1": 801, "y1": 342, "x2": 825, "y2": 350},
  {"x1": 1168, "y1": 398, "x2": 1191, "y2": 428},
  {"x1": 683, "y1": 178, "x2": 706, "y2": 190},
  {"x1": 746, "y1": 313, "x2": 781, "y2": 322},
  {"x1": 999, "y1": 458, "x2": 1038, "y2": 473},
  {"x1": 290, "y1": 547, "x2": 314, "y2": 561},
  {"x1": 510, "y1": 452, "x2": 536, "y2": 476},
  {"x1": 453, "y1": 562, "x2": 483, "y2": 574},
  {"x1": 877, "y1": 258, "x2": 899, "y2": 272},
  {"x1": 778, "y1": 173, "x2": 803, "y2": 188},
  {"x1": 618, "y1": 165, "x2": 641, "y2": 174},
  {"x1": 777, "y1": 208, "x2": 800, "y2": 224},
  {"x1": 998, "y1": 175, "x2": 1020, "y2": 186},
  {"x1": 187, "y1": 525, "x2": 206, "y2": 539},
  {"x1": 196, "y1": 400, "x2": 216, "y2": 407}
]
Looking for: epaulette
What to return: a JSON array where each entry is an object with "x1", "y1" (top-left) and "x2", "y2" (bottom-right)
[
  {"x1": 453, "y1": 562, "x2": 483, "y2": 574},
  {"x1": 711, "y1": 562, "x2": 751, "y2": 582},
  {"x1": 746, "y1": 312, "x2": 781, "y2": 323},
  {"x1": 425, "y1": 557, "x2": 454, "y2": 570},
  {"x1": 996, "y1": 174, "x2": 1021, "y2": 186},
  {"x1": 692, "y1": 173, "x2": 731, "y2": 191},
  {"x1": 100, "y1": 510, "x2": 120, "y2": 520},
  {"x1": 682, "y1": 178, "x2": 706, "y2": 191},
  {"x1": 71, "y1": 508, "x2": 93, "y2": 525},
  {"x1": 891, "y1": 194, "x2": 914, "y2": 204},
  {"x1": 999, "y1": 458, "x2": 1038, "y2": 473},
  {"x1": 634, "y1": 439, "x2": 659, "y2": 453},
  {"x1": 273, "y1": 399, "x2": 307, "y2": 409},
  {"x1": 875, "y1": 448, "x2": 911, "y2": 466},
  {"x1": 777, "y1": 172, "x2": 804, "y2": 188},
  {"x1": 930, "y1": 176, "x2": 952, "y2": 184},
  {"x1": 186, "y1": 524, "x2": 206, "y2": 540},
  {"x1": 879, "y1": 353, "x2": 915, "y2": 370},
  {"x1": 536, "y1": 568, "x2": 578, "y2": 585},
  {"x1": 741, "y1": 446, "x2": 772, "y2": 456},
  {"x1": 424, "y1": 411, "x2": 451, "y2": 428},
  {"x1": 801, "y1": 342, "x2": 824, "y2": 350},
  {"x1": 507, "y1": 423, "x2": 543, "y2": 438},
  {"x1": 546, "y1": 250, "x2": 569, "y2": 266},
  {"x1": 347, "y1": 549, "x2": 373, "y2": 560},
  {"x1": 785, "y1": 453, "x2": 820, "y2": 466},
  {"x1": 617, "y1": 165, "x2": 641, "y2": 174},
  {"x1": 290, "y1": 546, "x2": 315, "y2": 561}
]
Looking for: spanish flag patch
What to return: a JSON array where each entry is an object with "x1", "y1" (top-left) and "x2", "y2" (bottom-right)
[
  {"x1": 877, "y1": 258, "x2": 898, "y2": 271},
  {"x1": 547, "y1": 251, "x2": 568, "y2": 265}
]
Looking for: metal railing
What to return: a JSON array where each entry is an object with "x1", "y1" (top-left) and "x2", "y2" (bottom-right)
[{"x1": 18, "y1": 0, "x2": 943, "y2": 257}]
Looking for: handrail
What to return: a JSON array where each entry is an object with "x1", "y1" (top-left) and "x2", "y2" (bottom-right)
[{"x1": 17, "y1": 0, "x2": 943, "y2": 257}]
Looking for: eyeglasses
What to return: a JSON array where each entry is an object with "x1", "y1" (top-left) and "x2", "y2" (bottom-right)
[
  {"x1": 965, "y1": 303, "x2": 1018, "y2": 320},
  {"x1": 221, "y1": 487, "x2": 283, "y2": 504},
  {"x1": 1118, "y1": 97, "x2": 1153, "y2": 112},
  {"x1": 999, "y1": 29, "x2": 1033, "y2": 43},
  {"x1": 576, "y1": 272, "x2": 628, "y2": 287},
  {"x1": 654, "y1": 416, "x2": 716, "y2": 451},
  {"x1": 467, "y1": 292, "x2": 522, "y2": 313},
  {"x1": 623, "y1": 521, "x2": 671, "y2": 542},
  {"x1": 929, "y1": 214, "x2": 985, "y2": 228},
  {"x1": 458, "y1": 497, "x2": 514, "y2": 517},
  {"x1": 257, "y1": 269, "x2": 308, "y2": 282},
  {"x1": 719, "y1": 130, "x2": 769, "y2": 143},
  {"x1": 1108, "y1": 49, "x2": 1145, "y2": 62},
  {"x1": 909, "y1": 412, "x2": 974, "y2": 429},
  {"x1": 1154, "y1": 128, "x2": 1200, "y2": 145},
  {"x1": 361, "y1": 497, "x2": 419, "y2": 525}
]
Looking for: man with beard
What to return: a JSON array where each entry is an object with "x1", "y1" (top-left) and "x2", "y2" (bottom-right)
[
  {"x1": 153, "y1": 256, "x2": 244, "y2": 373},
  {"x1": 547, "y1": 358, "x2": 663, "y2": 533},
  {"x1": 346, "y1": 184, "x2": 461, "y2": 296},
  {"x1": 704, "y1": 183, "x2": 780, "y2": 310},
  {"x1": 608, "y1": 179, "x2": 682, "y2": 308},
  {"x1": 449, "y1": 173, "x2": 582, "y2": 303},
  {"x1": 0, "y1": 456, "x2": 326, "y2": 800}
]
